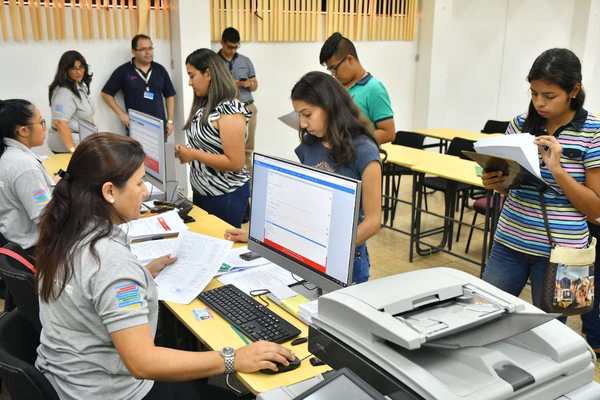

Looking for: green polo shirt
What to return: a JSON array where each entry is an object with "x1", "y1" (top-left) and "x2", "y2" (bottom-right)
[{"x1": 347, "y1": 73, "x2": 393, "y2": 125}]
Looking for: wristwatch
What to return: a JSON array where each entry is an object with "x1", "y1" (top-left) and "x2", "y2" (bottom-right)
[
  {"x1": 167, "y1": 119, "x2": 174, "y2": 125},
  {"x1": 221, "y1": 346, "x2": 236, "y2": 374}
]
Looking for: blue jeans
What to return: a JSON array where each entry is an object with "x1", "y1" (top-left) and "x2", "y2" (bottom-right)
[
  {"x1": 581, "y1": 223, "x2": 600, "y2": 348},
  {"x1": 482, "y1": 242, "x2": 548, "y2": 307},
  {"x1": 353, "y1": 244, "x2": 370, "y2": 284},
  {"x1": 192, "y1": 182, "x2": 250, "y2": 228}
]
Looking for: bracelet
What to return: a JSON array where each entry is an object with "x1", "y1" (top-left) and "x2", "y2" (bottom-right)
[{"x1": 167, "y1": 120, "x2": 174, "y2": 124}]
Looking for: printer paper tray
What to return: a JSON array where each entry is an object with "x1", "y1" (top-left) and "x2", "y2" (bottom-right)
[{"x1": 424, "y1": 312, "x2": 558, "y2": 349}]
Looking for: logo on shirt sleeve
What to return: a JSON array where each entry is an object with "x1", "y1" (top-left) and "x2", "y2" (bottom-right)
[
  {"x1": 116, "y1": 283, "x2": 143, "y2": 310},
  {"x1": 32, "y1": 189, "x2": 50, "y2": 205}
]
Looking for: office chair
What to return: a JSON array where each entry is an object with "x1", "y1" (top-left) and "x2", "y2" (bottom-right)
[
  {"x1": 481, "y1": 120, "x2": 509, "y2": 134},
  {"x1": 0, "y1": 309, "x2": 59, "y2": 400},
  {"x1": 0, "y1": 243, "x2": 40, "y2": 331},
  {"x1": 420, "y1": 138, "x2": 475, "y2": 251},
  {"x1": 382, "y1": 131, "x2": 425, "y2": 227}
]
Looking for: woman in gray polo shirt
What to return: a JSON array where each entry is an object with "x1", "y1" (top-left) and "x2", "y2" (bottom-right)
[
  {"x1": 48, "y1": 50, "x2": 96, "y2": 153},
  {"x1": 0, "y1": 99, "x2": 53, "y2": 253},
  {"x1": 35, "y1": 133, "x2": 294, "y2": 400}
]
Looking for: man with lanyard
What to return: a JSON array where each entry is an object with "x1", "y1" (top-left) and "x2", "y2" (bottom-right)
[
  {"x1": 218, "y1": 27, "x2": 259, "y2": 170},
  {"x1": 319, "y1": 32, "x2": 395, "y2": 144},
  {"x1": 101, "y1": 34, "x2": 176, "y2": 136}
]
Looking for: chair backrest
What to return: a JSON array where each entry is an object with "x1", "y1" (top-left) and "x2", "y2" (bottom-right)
[
  {"x1": 393, "y1": 131, "x2": 425, "y2": 149},
  {"x1": 0, "y1": 310, "x2": 59, "y2": 400},
  {"x1": 481, "y1": 120, "x2": 509, "y2": 134},
  {"x1": 446, "y1": 137, "x2": 475, "y2": 160},
  {"x1": 0, "y1": 243, "x2": 40, "y2": 331}
]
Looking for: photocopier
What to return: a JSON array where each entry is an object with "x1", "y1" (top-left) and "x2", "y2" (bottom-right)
[{"x1": 303, "y1": 267, "x2": 600, "y2": 400}]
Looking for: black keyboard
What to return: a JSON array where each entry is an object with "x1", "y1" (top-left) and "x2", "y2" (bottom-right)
[{"x1": 199, "y1": 284, "x2": 301, "y2": 344}]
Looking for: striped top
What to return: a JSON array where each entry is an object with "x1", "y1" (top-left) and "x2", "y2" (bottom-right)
[
  {"x1": 494, "y1": 109, "x2": 600, "y2": 257},
  {"x1": 186, "y1": 99, "x2": 251, "y2": 196}
]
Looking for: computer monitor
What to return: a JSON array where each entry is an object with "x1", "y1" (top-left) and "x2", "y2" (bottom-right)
[
  {"x1": 248, "y1": 153, "x2": 361, "y2": 293},
  {"x1": 128, "y1": 109, "x2": 177, "y2": 201}
]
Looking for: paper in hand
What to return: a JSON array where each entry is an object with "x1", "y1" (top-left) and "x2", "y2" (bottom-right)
[{"x1": 278, "y1": 111, "x2": 299, "y2": 131}]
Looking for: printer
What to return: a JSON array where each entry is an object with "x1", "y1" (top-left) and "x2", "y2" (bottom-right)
[{"x1": 308, "y1": 267, "x2": 600, "y2": 400}]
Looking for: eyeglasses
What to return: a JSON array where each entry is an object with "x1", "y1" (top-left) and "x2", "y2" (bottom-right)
[
  {"x1": 27, "y1": 119, "x2": 46, "y2": 129},
  {"x1": 135, "y1": 46, "x2": 154, "y2": 52},
  {"x1": 326, "y1": 56, "x2": 347, "y2": 74}
]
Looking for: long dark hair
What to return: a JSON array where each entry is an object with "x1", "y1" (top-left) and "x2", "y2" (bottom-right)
[
  {"x1": 184, "y1": 48, "x2": 237, "y2": 129},
  {"x1": 0, "y1": 99, "x2": 34, "y2": 158},
  {"x1": 523, "y1": 48, "x2": 585, "y2": 134},
  {"x1": 48, "y1": 50, "x2": 93, "y2": 104},
  {"x1": 37, "y1": 133, "x2": 145, "y2": 302},
  {"x1": 291, "y1": 71, "x2": 377, "y2": 165}
]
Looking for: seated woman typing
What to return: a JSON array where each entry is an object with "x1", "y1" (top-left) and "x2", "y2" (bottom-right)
[{"x1": 35, "y1": 133, "x2": 294, "y2": 400}]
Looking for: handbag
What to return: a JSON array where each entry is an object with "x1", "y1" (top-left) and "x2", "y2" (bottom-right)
[{"x1": 539, "y1": 192, "x2": 596, "y2": 315}]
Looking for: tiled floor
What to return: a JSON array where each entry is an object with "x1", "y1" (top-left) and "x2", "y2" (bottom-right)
[{"x1": 370, "y1": 176, "x2": 600, "y2": 382}]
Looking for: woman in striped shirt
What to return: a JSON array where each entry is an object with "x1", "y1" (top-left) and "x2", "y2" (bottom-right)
[
  {"x1": 175, "y1": 49, "x2": 251, "y2": 227},
  {"x1": 482, "y1": 49, "x2": 600, "y2": 345}
]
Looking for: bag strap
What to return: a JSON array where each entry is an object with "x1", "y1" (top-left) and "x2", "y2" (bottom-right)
[
  {"x1": 0, "y1": 247, "x2": 37, "y2": 274},
  {"x1": 538, "y1": 191, "x2": 556, "y2": 247}
]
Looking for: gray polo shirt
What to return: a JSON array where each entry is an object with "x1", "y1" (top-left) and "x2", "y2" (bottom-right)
[
  {"x1": 0, "y1": 138, "x2": 53, "y2": 249},
  {"x1": 36, "y1": 228, "x2": 157, "y2": 400},
  {"x1": 218, "y1": 51, "x2": 256, "y2": 103},
  {"x1": 49, "y1": 83, "x2": 95, "y2": 153}
]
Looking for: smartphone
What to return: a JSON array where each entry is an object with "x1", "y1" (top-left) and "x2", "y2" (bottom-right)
[{"x1": 239, "y1": 251, "x2": 261, "y2": 261}]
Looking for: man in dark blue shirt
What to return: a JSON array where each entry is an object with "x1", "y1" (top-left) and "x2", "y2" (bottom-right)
[{"x1": 101, "y1": 34, "x2": 176, "y2": 135}]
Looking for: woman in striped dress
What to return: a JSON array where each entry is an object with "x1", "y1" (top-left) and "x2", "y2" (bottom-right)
[
  {"x1": 482, "y1": 49, "x2": 600, "y2": 347},
  {"x1": 175, "y1": 49, "x2": 251, "y2": 227}
]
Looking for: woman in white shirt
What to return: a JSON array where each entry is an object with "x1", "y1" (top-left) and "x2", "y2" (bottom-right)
[{"x1": 48, "y1": 50, "x2": 95, "y2": 153}]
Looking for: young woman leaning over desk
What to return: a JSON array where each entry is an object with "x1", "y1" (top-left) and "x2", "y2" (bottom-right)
[
  {"x1": 480, "y1": 48, "x2": 600, "y2": 352},
  {"x1": 225, "y1": 71, "x2": 382, "y2": 284},
  {"x1": 35, "y1": 133, "x2": 295, "y2": 400}
]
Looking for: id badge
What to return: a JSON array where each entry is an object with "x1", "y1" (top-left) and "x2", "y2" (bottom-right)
[{"x1": 144, "y1": 90, "x2": 155, "y2": 100}]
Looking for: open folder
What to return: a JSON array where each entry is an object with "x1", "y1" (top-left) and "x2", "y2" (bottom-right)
[{"x1": 463, "y1": 133, "x2": 555, "y2": 193}]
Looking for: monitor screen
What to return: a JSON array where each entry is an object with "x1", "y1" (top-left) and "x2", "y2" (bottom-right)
[
  {"x1": 248, "y1": 153, "x2": 360, "y2": 293},
  {"x1": 128, "y1": 109, "x2": 165, "y2": 189}
]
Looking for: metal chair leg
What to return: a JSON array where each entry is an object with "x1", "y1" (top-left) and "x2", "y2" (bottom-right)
[{"x1": 465, "y1": 211, "x2": 479, "y2": 254}]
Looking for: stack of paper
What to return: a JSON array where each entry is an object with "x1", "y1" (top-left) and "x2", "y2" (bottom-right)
[
  {"x1": 154, "y1": 231, "x2": 232, "y2": 304},
  {"x1": 122, "y1": 210, "x2": 187, "y2": 242},
  {"x1": 473, "y1": 133, "x2": 541, "y2": 178},
  {"x1": 218, "y1": 263, "x2": 298, "y2": 295},
  {"x1": 298, "y1": 299, "x2": 318, "y2": 325},
  {"x1": 130, "y1": 237, "x2": 180, "y2": 264}
]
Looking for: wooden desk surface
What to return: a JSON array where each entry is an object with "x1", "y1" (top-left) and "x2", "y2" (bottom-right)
[
  {"x1": 42, "y1": 154, "x2": 327, "y2": 394},
  {"x1": 42, "y1": 153, "x2": 71, "y2": 175},
  {"x1": 415, "y1": 128, "x2": 496, "y2": 142},
  {"x1": 382, "y1": 143, "x2": 446, "y2": 168},
  {"x1": 410, "y1": 152, "x2": 483, "y2": 187}
]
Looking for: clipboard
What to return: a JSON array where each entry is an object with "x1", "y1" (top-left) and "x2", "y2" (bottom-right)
[{"x1": 462, "y1": 150, "x2": 555, "y2": 194}]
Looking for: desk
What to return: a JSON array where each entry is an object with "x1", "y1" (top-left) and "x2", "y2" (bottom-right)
[
  {"x1": 43, "y1": 154, "x2": 329, "y2": 394},
  {"x1": 415, "y1": 128, "x2": 492, "y2": 142}
]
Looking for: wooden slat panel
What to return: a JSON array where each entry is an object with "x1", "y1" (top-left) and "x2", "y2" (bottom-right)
[
  {"x1": 43, "y1": 0, "x2": 52, "y2": 40},
  {"x1": 97, "y1": 0, "x2": 105, "y2": 38},
  {"x1": 163, "y1": 0, "x2": 170, "y2": 39},
  {"x1": 138, "y1": 0, "x2": 149, "y2": 34},
  {"x1": 0, "y1": 2, "x2": 8, "y2": 41}
]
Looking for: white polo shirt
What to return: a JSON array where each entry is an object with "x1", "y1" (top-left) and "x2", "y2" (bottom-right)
[{"x1": 0, "y1": 138, "x2": 54, "y2": 249}]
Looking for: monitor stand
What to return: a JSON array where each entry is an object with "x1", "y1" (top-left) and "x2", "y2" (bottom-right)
[{"x1": 289, "y1": 281, "x2": 322, "y2": 301}]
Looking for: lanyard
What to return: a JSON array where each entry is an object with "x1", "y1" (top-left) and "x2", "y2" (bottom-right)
[{"x1": 135, "y1": 67, "x2": 153, "y2": 91}]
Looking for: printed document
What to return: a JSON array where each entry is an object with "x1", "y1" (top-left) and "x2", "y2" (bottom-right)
[
  {"x1": 278, "y1": 111, "x2": 299, "y2": 131},
  {"x1": 473, "y1": 133, "x2": 541, "y2": 178},
  {"x1": 154, "y1": 231, "x2": 232, "y2": 304},
  {"x1": 216, "y1": 246, "x2": 271, "y2": 276},
  {"x1": 130, "y1": 237, "x2": 180, "y2": 264},
  {"x1": 218, "y1": 263, "x2": 297, "y2": 295},
  {"x1": 122, "y1": 210, "x2": 187, "y2": 242}
]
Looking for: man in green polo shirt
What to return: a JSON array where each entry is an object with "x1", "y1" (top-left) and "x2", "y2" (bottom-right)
[{"x1": 319, "y1": 32, "x2": 395, "y2": 144}]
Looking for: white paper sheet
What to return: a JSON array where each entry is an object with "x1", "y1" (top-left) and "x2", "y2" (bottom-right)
[
  {"x1": 122, "y1": 210, "x2": 187, "y2": 241},
  {"x1": 215, "y1": 246, "x2": 272, "y2": 276},
  {"x1": 474, "y1": 133, "x2": 541, "y2": 178},
  {"x1": 130, "y1": 237, "x2": 181, "y2": 264},
  {"x1": 218, "y1": 263, "x2": 298, "y2": 295},
  {"x1": 154, "y1": 231, "x2": 232, "y2": 304}
]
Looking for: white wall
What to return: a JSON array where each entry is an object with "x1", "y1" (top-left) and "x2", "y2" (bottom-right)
[
  {"x1": 0, "y1": 13, "x2": 172, "y2": 154},
  {"x1": 209, "y1": 40, "x2": 417, "y2": 159}
]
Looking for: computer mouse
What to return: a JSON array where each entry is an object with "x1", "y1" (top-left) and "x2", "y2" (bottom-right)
[{"x1": 260, "y1": 356, "x2": 302, "y2": 374}]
